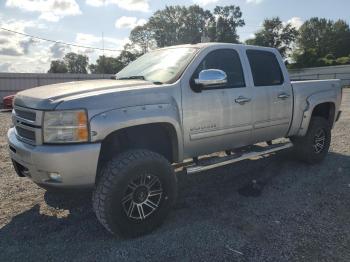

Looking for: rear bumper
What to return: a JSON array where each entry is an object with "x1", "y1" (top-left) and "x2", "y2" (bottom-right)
[{"x1": 7, "y1": 128, "x2": 101, "y2": 188}]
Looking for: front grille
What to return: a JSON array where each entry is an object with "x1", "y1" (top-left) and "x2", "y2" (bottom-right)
[
  {"x1": 15, "y1": 108, "x2": 36, "y2": 121},
  {"x1": 16, "y1": 126, "x2": 36, "y2": 141},
  {"x1": 13, "y1": 106, "x2": 43, "y2": 145}
]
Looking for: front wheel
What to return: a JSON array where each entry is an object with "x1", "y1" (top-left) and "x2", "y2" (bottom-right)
[
  {"x1": 92, "y1": 150, "x2": 177, "y2": 238},
  {"x1": 291, "y1": 116, "x2": 331, "y2": 164}
]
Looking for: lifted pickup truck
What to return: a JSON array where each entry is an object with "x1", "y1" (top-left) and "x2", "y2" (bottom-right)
[{"x1": 8, "y1": 43, "x2": 342, "y2": 237}]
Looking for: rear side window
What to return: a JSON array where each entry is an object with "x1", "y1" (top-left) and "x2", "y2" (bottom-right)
[
  {"x1": 193, "y1": 49, "x2": 245, "y2": 88},
  {"x1": 246, "y1": 50, "x2": 284, "y2": 86}
]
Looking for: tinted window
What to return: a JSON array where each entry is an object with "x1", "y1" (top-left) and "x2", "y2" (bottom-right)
[
  {"x1": 193, "y1": 49, "x2": 245, "y2": 88},
  {"x1": 246, "y1": 50, "x2": 284, "y2": 86}
]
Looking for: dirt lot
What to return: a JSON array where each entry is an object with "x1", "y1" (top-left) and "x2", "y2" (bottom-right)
[{"x1": 0, "y1": 91, "x2": 349, "y2": 262}]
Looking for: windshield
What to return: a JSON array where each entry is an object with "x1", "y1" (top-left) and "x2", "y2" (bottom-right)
[{"x1": 116, "y1": 47, "x2": 198, "y2": 84}]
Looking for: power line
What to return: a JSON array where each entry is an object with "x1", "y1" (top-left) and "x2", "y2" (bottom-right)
[
  {"x1": 0, "y1": 27, "x2": 123, "y2": 52},
  {"x1": 0, "y1": 25, "x2": 270, "y2": 54}
]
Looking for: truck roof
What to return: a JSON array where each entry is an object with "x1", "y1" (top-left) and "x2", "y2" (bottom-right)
[{"x1": 158, "y1": 42, "x2": 278, "y2": 53}]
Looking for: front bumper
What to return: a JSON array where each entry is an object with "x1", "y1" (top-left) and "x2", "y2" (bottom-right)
[{"x1": 7, "y1": 128, "x2": 101, "y2": 188}]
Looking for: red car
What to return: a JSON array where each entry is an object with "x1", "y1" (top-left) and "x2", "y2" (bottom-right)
[{"x1": 2, "y1": 94, "x2": 15, "y2": 109}]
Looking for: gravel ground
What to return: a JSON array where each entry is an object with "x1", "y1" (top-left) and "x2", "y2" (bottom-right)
[{"x1": 0, "y1": 91, "x2": 349, "y2": 262}]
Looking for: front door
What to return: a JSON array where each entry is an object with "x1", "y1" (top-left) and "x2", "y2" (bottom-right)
[{"x1": 181, "y1": 48, "x2": 253, "y2": 158}]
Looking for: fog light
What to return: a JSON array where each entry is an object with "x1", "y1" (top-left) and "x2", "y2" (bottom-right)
[{"x1": 49, "y1": 172, "x2": 62, "y2": 182}]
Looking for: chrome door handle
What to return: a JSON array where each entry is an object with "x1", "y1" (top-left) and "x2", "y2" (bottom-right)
[
  {"x1": 278, "y1": 93, "x2": 290, "y2": 99},
  {"x1": 235, "y1": 96, "x2": 251, "y2": 105}
]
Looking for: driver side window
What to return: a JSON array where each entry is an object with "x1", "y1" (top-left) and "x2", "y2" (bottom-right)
[{"x1": 193, "y1": 49, "x2": 246, "y2": 88}]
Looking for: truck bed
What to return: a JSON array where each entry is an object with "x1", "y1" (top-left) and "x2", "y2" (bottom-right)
[{"x1": 288, "y1": 79, "x2": 342, "y2": 136}]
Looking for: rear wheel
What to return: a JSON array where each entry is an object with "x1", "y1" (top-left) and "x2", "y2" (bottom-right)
[
  {"x1": 92, "y1": 149, "x2": 177, "y2": 237},
  {"x1": 291, "y1": 116, "x2": 331, "y2": 164}
]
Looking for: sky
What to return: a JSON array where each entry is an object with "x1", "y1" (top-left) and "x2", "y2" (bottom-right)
[{"x1": 0, "y1": 0, "x2": 349, "y2": 73}]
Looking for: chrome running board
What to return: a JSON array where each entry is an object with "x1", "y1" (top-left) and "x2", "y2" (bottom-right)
[{"x1": 186, "y1": 142, "x2": 293, "y2": 175}]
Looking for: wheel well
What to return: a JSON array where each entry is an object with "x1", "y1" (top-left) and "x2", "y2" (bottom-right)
[
  {"x1": 97, "y1": 123, "x2": 178, "y2": 180},
  {"x1": 311, "y1": 102, "x2": 335, "y2": 125}
]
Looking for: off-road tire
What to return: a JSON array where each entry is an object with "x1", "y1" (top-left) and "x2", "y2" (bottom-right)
[
  {"x1": 291, "y1": 116, "x2": 331, "y2": 164},
  {"x1": 92, "y1": 149, "x2": 177, "y2": 238}
]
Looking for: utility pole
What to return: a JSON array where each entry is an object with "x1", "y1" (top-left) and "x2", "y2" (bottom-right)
[{"x1": 102, "y1": 32, "x2": 105, "y2": 77}]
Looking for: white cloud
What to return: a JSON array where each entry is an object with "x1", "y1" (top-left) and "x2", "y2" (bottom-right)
[
  {"x1": 0, "y1": 31, "x2": 129, "y2": 73},
  {"x1": 246, "y1": 0, "x2": 264, "y2": 4},
  {"x1": 0, "y1": 18, "x2": 53, "y2": 72},
  {"x1": 50, "y1": 42, "x2": 69, "y2": 58},
  {"x1": 86, "y1": 0, "x2": 149, "y2": 12},
  {"x1": 74, "y1": 33, "x2": 129, "y2": 57},
  {"x1": 85, "y1": 0, "x2": 106, "y2": 6},
  {"x1": 75, "y1": 33, "x2": 128, "y2": 47},
  {"x1": 287, "y1": 17, "x2": 303, "y2": 29},
  {"x1": 68, "y1": 33, "x2": 129, "y2": 66},
  {"x1": 0, "y1": 19, "x2": 42, "y2": 57},
  {"x1": 0, "y1": 46, "x2": 53, "y2": 73},
  {"x1": 195, "y1": 0, "x2": 263, "y2": 5},
  {"x1": 0, "y1": 17, "x2": 130, "y2": 72},
  {"x1": 75, "y1": 33, "x2": 102, "y2": 45},
  {"x1": 5, "y1": 0, "x2": 81, "y2": 22},
  {"x1": 11, "y1": 54, "x2": 50, "y2": 72},
  {"x1": 192, "y1": 0, "x2": 219, "y2": 5},
  {"x1": 0, "y1": 62, "x2": 11, "y2": 72},
  {"x1": 115, "y1": 16, "x2": 147, "y2": 29}
]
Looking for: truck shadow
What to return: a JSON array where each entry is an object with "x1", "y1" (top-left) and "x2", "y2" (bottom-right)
[{"x1": 0, "y1": 151, "x2": 349, "y2": 260}]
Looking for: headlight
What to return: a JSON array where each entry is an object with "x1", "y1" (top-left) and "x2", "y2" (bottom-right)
[{"x1": 43, "y1": 110, "x2": 89, "y2": 143}]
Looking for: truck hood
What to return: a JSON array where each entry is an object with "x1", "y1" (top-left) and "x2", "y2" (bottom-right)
[{"x1": 14, "y1": 79, "x2": 156, "y2": 110}]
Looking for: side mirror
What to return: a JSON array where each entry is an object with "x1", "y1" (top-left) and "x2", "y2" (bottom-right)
[{"x1": 194, "y1": 69, "x2": 227, "y2": 88}]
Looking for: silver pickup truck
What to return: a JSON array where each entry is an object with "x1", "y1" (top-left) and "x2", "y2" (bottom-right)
[{"x1": 8, "y1": 43, "x2": 342, "y2": 237}]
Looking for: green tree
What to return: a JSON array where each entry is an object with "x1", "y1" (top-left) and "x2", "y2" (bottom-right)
[
  {"x1": 146, "y1": 5, "x2": 244, "y2": 47},
  {"x1": 117, "y1": 50, "x2": 139, "y2": 67},
  {"x1": 47, "y1": 60, "x2": 68, "y2": 73},
  {"x1": 292, "y1": 18, "x2": 350, "y2": 68},
  {"x1": 147, "y1": 5, "x2": 213, "y2": 47},
  {"x1": 89, "y1": 56, "x2": 124, "y2": 74},
  {"x1": 89, "y1": 44, "x2": 141, "y2": 74},
  {"x1": 332, "y1": 20, "x2": 350, "y2": 57},
  {"x1": 245, "y1": 17, "x2": 298, "y2": 58},
  {"x1": 129, "y1": 24, "x2": 157, "y2": 54},
  {"x1": 289, "y1": 48, "x2": 319, "y2": 68},
  {"x1": 180, "y1": 5, "x2": 213, "y2": 44},
  {"x1": 63, "y1": 52, "x2": 89, "y2": 74},
  {"x1": 209, "y1": 5, "x2": 245, "y2": 43},
  {"x1": 297, "y1": 18, "x2": 334, "y2": 58},
  {"x1": 336, "y1": 56, "x2": 350, "y2": 65}
]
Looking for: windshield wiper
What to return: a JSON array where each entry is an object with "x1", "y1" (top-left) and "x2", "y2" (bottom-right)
[
  {"x1": 117, "y1": 75, "x2": 163, "y2": 85},
  {"x1": 117, "y1": 75, "x2": 145, "y2": 80}
]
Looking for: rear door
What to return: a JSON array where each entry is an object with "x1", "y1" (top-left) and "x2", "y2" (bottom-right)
[{"x1": 246, "y1": 49, "x2": 293, "y2": 143}]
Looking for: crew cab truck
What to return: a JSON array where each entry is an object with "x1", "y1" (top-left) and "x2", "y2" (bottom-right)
[{"x1": 8, "y1": 43, "x2": 342, "y2": 237}]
